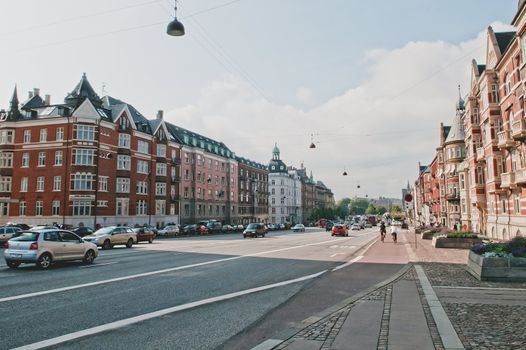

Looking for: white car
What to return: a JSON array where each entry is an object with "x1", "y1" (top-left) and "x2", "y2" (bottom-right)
[
  {"x1": 157, "y1": 225, "x2": 180, "y2": 236},
  {"x1": 292, "y1": 224, "x2": 305, "y2": 232},
  {"x1": 0, "y1": 226, "x2": 21, "y2": 244},
  {"x1": 83, "y1": 226, "x2": 137, "y2": 249},
  {"x1": 4, "y1": 229, "x2": 98, "y2": 269}
]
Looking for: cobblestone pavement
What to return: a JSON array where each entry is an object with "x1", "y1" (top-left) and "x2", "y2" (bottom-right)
[{"x1": 420, "y1": 263, "x2": 526, "y2": 350}]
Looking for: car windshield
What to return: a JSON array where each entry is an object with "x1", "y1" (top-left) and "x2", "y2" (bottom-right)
[
  {"x1": 10, "y1": 232, "x2": 39, "y2": 241},
  {"x1": 247, "y1": 224, "x2": 258, "y2": 229},
  {"x1": 93, "y1": 227, "x2": 114, "y2": 235}
]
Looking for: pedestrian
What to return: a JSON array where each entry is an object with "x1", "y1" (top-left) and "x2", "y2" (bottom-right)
[
  {"x1": 380, "y1": 222, "x2": 386, "y2": 242},
  {"x1": 453, "y1": 223, "x2": 458, "y2": 231},
  {"x1": 390, "y1": 223, "x2": 398, "y2": 243}
]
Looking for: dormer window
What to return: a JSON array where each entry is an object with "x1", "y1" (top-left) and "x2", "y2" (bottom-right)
[{"x1": 119, "y1": 116, "x2": 129, "y2": 130}]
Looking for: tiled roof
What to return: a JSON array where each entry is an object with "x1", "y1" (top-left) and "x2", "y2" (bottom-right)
[
  {"x1": 165, "y1": 122, "x2": 235, "y2": 158},
  {"x1": 21, "y1": 94, "x2": 45, "y2": 111},
  {"x1": 495, "y1": 31, "x2": 516, "y2": 55},
  {"x1": 65, "y1": 73, "x2": 102, "y2": 108},
  {"x1": 235, "y1": 156, "x2": 267, "y2": 170},
  {"x1": 477, "y1": 64, "x2": 486, "y2": 75},
  {"x1": 444, "y1": 114, "x2": 464, "y2": 145}
]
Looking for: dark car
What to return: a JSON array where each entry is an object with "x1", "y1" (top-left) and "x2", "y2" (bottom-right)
[
  {"x1": 8, "y1": 223, "x2": 30, "y2": 231},
  {"x1": 72, "y1": 226, "x2": 94, "y2": 237},
  {"x1": 325, "y1": 221, "x2": 334, "y2": 232},
  {"x1": 243, "y1": 223, "x2": 267, "y2": 238},
  {"x1": 132, "y1": 227, "x2": 156, "y2": 243},
  {"x1": 206, "y1": 221, "x2": 222, "y2": 234},
  {"x1": 183, "y1": 224, "x2": 197, "y2": 234}
]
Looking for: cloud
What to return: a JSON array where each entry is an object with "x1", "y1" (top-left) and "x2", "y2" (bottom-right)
[{"x1": 165, "y1": 22, "x2": 512, "y2": 200}]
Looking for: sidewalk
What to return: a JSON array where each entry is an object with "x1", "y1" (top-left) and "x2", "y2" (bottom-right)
[{"x1": 256, "y1": 229, "x2": 526, "y2": 350}]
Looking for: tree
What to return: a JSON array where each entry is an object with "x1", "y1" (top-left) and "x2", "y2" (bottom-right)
[
  {"x1": 376, "y1": 206, "x2": 387, "y2": 215},
  {"x1": 348, "y1": 198, "x2": 369, "y2": 215},
  {"x1": 365, "y1": 204, "x2": 377, "y2": 215},
  {"x1": 391, "y1": 205, "x2": 402, "y2": 213}
]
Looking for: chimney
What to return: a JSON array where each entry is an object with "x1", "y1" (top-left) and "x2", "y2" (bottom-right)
[
  {"x1": 45, "y1": 94, "x2": 51, "y2": 105},
  {"x1": 157, "y1": 110, "x2": 164, "y2": 120},
  {"x1": 33, "y1": 88, "x2": 40, "y2": 96},
  {"x1": 28, "y1": 91, "x2": 34, "y2": 99}
]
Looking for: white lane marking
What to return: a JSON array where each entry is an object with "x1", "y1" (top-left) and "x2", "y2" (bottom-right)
[
  {"x1": 330, "y1": 253, "x2": 345, "y2": 258},
  {"x1": 0, "y1": 237, "x2": 342, "y2": 303},
  {"x1": 11, "y1": 270, "x2": 327, "y2": 350},
  {"x1": 332, "y1": 256, "x2": 363, "y2": 271},
  {"x1": 250, "y1": 339, "x2": 284, "y2": 350},
  {"x1": 79, "y1": 262, "x2": 118, "y2": 269},
  {"x1": 434, "y1": 286, "x2": 526, "y2": 292}
]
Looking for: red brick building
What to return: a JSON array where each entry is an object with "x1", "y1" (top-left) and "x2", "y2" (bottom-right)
[
  {"x1": 0, "y1": 74, "x2": 181, "y2": 228},
  {"x1": 236, "y1": 156, "x2": 269, "y2": 225}
]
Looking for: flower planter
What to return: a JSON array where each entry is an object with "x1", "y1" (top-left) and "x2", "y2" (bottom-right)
[
  {"x1": 421, "y1": 230, "x2": 437, "y2": 240},
  {"x1": 467, "y1": 250, "x2": 526, "y2": 282},
  {"x1": 432, "y1": 236, "x2": 482, "y2": 249}
]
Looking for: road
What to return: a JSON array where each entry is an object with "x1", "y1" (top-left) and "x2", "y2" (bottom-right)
[{"x1": 0, "y1": 227, "x2": 405, "y2": 350}]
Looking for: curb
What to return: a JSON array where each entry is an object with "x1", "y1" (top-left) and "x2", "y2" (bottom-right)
[{"x1": 267, "y1": 263, "x2": 413, "y2": 348}]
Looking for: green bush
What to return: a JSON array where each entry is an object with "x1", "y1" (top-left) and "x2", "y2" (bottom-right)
[{"x1": 446, "y1": 231, "x2": 478, "y2": 239}]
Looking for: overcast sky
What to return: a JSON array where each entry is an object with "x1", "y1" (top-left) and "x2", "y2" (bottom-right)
[{"x1": 0, "y1": 0, "x2": 518, "y2": 199}]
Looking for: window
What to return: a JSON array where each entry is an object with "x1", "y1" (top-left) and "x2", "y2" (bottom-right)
[
  {"x1": 73, "y1": 200, "x2": 92, "y2": 216},
  {"x1": 99, "y1": 176, "x2": 108, "y2": 192},
  {"x1": 54, "y1": 151, "x2": 63, "y2": 166},
  {"x1": 476, "y1": 166, "x2": 484, "y2": 185},
  {"x1": 184, "y1": 187, "x2": 189, "y2": 199},
  {"x1": 0, "y1": 130, "x2": 14, "y2": 144},
  {"x1": 505, "y1": 73, "x2": 512, "y2": 95},
  {"x1": 53, "y1": 176, "x2": 61, "y2": 191},
  {"x1": 35, "y1": 201, "x2": 43, "y2": 216},
  {"x1": 38, "y1": 152, "x2": 46, "y2": 166},
  {"x1": 21, "y1": 153, "x2": 29, "y2": 167},
  {"x1": 460, "y1": 174, "x2": 465, "y2": 190},
  {"x1": 171, "y1": 149, "x2": 176, "y2": 161},
  {"x1": 138, "y1": 139, "x2": 149, "y2": 154},
  {"x1": 0, "y1": 153, "x2": 13, "y2": 168},
  {"x1": 39, "y1": 128, "x2": 47, "y2": 142},
  {"x1": 0, "y1": 177, "x2": 11, "y2": 192},
  {"x1": 118, "y1": 133, "x2": 131, "y2": 148},
  {"x1": 511, "y1": 150, "x2": 518, "y2": 172},
  {"x1": 157, "y1": 144, "x2": 166, "y2": 157},
  {"x1": 156, "y1": 163, "x2": 167, "y2": 176},
  {"x1": 514, "y1": 192, "x2": 521, "y2": 214},
  {"x1": 491, "y1": 84, "x2": 499, "y2": 103},
  {"x1": 137, "y1": 160, "x2": 149, "y2": 174},
  {"x1": 19, "y1": 201, "x2": 26, "y2": 216},
  {"x1": 20, "y1": 177, "x2": 28, "y2": 192},
  {"x1": 73, "y1": 149, "x2": 94, "y2": 166},
  {"x1": 137, "y1": 181, "x2": 148, "y2": 195},
  {"x1": 116, "y1": 178, "x2": 130, "y2": 193},
  {"x1": 75, "y1": 125, "x2": 95, "y2": 140},
  {"x1": 56, "y1": 127, "x2": 64, "y2": 141},
  {"x1": 155, "y1": 200, "x2": 166, "y2": 215},
  {"x1": 117, "y1": 155, "x2": 131, "y2": 170},
  {"x1": 136, "y1": 200, "x2": 147, "y2": 216},
  {"x1": 52, "y1": 201, "x2": 60, "y2": 216},
  {"x1": 23, "y1": 130, "x2": 31, "y2": 143},
  {"x1": 97, "y1": 200, "x2": 108, "y2": 208},
  {"x1": 116, "y1": 198, "x2": 129, "y2": 216},
  {"x1": 501, "y1": 195, "x2": 507, "y2": 214},
  {"x1": 36, "y1": 176, "x2": 45, "y2": 191},
  {"x1": 156, "y1": 183, "x2": 166, "y2": 196},
  {"x1": 71, "y1": 173, "x2": 94, "y2": 191}
]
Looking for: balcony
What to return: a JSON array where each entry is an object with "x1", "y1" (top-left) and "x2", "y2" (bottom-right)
[
  {"x1": 511, "y1": 118, "x2": 526, "y2": 140},
  {"x1": 446, "y1": 192, "x2": 460, "y2": 202},
  {"x1": 497, "y1": 130, "x2": 515, "y2": 149},
  {"x1": 516, "y1": 168, "x2": 526, "y2": 186},
  {"x1": 476, "y1": 147, "x2": 485, "y2": 162},
  {"x1": 500, "y1": 172, "x2": 517, "y2": 189}
]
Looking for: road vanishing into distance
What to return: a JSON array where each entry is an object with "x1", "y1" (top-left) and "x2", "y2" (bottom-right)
[{"x1": 0, "y1": 228, "x2": 406, "y2": 350}]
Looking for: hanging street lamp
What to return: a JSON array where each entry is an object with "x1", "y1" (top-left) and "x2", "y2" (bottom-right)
[{"x1": 167, "y1": 0, "x2": 185, "y2": 36}]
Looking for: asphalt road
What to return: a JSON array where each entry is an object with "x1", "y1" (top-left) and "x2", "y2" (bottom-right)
[{"x1": 0, "y1": 227, "x2": 403, "y2": 350}]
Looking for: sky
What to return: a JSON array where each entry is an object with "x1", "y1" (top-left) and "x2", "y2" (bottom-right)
[{"x1": 0, "y1": 0, "x2": 519, "y2": 200}]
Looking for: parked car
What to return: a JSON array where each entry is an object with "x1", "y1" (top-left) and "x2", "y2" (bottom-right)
[
  {"x1": 183, "y1": 224, "x2": 197, "y2": 234},
  {"x1": 198, "y1": 225, "x2": 209, "y2": 235},
  {"x1": 132, "y1": 227, "x2": 156, "y2": 243},
  {"x1": 332, "y1": 224, "x2": 349, "y2": 237},
  {"x1": 222, "y1": 224, "x2": 234, "y2": 232},
  {"x1": 243, "y1": 223, "x2": 267, "y2": 238},
  {"x1": 4, "y1": 229, "x2": 98, "y2": 269},
  {"x1": 83, "y1": 226, "x2": 137, "y2": 249},
  {"x1": 157, "y1": 225, "x2": 180, "y2": 236},
  {"x1": 206, "y1": 221, "x2": 222, "y2": 234},
  {"x1": 72, "y1": 226, "x2": 94, "y2": 237},
  {"x1": 350, "y1": 224, "x2": 361, "y2": 231},
  {"x1": 364, "y1": 222, "x2": 373, "y2": 229},
  {"x1": 267, "y1": 224, "x2": 276, "y2": 231},
  {"x1": 8, "y1": 223, "x2": 30, "y2": 230},
  {"x1": 234, "y1": 224, "x2": 244, "y2": 231},
  {"x1": 325, "y1": 221, "x2": 335, "y2": 232},
  {"x1": 292, "y1": 224, "x2": 305, "y2": 232},
  {"x1": 0, "y1": 226, "x2": 21, "y2": 244},
  {"x1": 143, "y1": 225, "x2": 158, "y2": 235},
  {"x1": 401, "y1": 221, "x2": 409, "y2": 229}
]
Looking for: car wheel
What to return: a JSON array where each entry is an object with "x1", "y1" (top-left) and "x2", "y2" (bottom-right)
[
  {"x1": 148, "y1": 238, "x2": 153, "y2": 244},
  {"x1": 102, "y1": 240, "x2": 111, "y2": 250},
  {"x1": 262, "y1": 234, "x2": 266, "y2": 238},
  {"x1": 83, "y1": 250, "x2": 96, "y2": 264},
  {"x1": 345, "y1": 234, "x2": 349, "y2": 237},
  {"x1": 7, "y1": 261, "x2": 20, "y2": 268},
  {"x1": 243, "y1": 234, "x2": 246, "y2": 239},
  {"x1": 126, "y1": 238, "x2": 133, "y2": 248},
  {"x1": 37, "y1": 253, "x2": 52, "y2": 269}
]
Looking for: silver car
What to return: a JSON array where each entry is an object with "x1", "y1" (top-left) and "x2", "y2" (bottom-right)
[
  {"x1": 0, "y1": 226, "x2": 21, "y2": 244},
  {"x1": 83, "y1": 226, "x2": 137, "y2": 249},
  {"x1": 4, "y1": 229, "x2": 98, "y2": 269}
]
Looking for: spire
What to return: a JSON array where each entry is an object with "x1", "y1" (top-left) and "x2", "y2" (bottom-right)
[
  {"x1": 65, "y1": 73, "x2": 102, "y2": 109},
  {"x1": 456, "y1": 84, "x2": 465, "y2": 114},
  {"x1": 9, "y1": 85, "x2": 19, "y2": 112},
  {"x1": 272, "y1": 142, "x2": 280, "y2": 160}
]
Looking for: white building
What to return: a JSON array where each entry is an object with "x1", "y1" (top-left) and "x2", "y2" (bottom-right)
[{"x1": 268, "y1": 144, "x2": 302, "y2": 225}]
